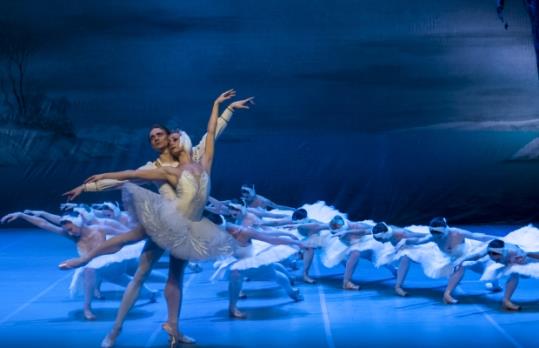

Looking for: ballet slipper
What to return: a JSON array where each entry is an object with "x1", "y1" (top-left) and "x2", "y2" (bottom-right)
[
  {"x1": 343, "y1": 281, "x2": 360, "y2": 290},
  {"x1": 502, "y1": 301, "x2": 521, "y2": 311},
  {"x1": 101, "y1": 328, "x2": 121, "y2": 348},
  {"x1": 303, "y1": 275, "x2": 317, "y2": 284},
  {"x1": 228, "y1": 307, "x2": 247, "y2": 319},
  {"x1": 443, "y1": 293, "x2": 459, "y2": 304},
  {"x1": 83, "y1": 308, "x2": 97, "y2": 321},
  {"x1": 162, "y1": 323, "x2": 196, "y2": 345},
  {"x1": 395, "y1": 286, "x2": 408, "y2": 297}
]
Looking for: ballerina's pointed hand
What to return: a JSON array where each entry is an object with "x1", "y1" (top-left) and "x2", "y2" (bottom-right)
[
  {"x1": 62, "y1": 187, "x2": 83, "y2": 201},
  {"x1": 59, "y1": 258, "x2": 82, "y2": 270},
  {"x1": 1, "y1": 212, "x2": 21, "y2": 224},
  {"x1": 216, "y1": 89, "x2": 236, "y2": 104},
  {"x1": 230, "y1": 97, "x2": 255, "y2": 110}
]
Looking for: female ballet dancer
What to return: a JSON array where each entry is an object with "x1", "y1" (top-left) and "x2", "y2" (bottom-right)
[
  {"x1": 209, "y1": 216, "x2": 305, "y2": 319},
  {"x1": 322, "y1": 215, "x2": 395, "y2": 290},
  {"x1": 0, "y1": 210, "x2": 154, "y2": 320},
  {"x1": 400, "y1": 217, "x2": 497, "y2": 304},
  {"x1": 370, "y1": 222, "x2": 428, "y2": 296},
  {"x1": 455, "y1": 225, "x2": 539, "y2": 310},
  {"x1": 276, "y1": 208, "x2": 332, "y2": 284},
  {"x1": 60, "y1": 90, "x2": 252, "y2": 347}
]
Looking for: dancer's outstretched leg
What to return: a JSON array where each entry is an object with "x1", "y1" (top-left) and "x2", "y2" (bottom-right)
[
  {"x1": 162, "y1": 256, "x2": 195, "y2": 344},
  {"x1": 101, "y1": 240, "x2": 164, "y2": 348},
  {"x1": 343, "y1": 250, "x2": 360, "y2": 290}
]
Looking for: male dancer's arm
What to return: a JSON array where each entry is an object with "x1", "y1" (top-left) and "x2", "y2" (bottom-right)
[{"x1": 63, "y1": 161, "x2": 158, "y2": 200}]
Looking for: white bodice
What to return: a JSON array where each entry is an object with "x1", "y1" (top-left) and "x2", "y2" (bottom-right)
[{"x1": 174, "y1": 170, "x2": 210, "y2": 221}]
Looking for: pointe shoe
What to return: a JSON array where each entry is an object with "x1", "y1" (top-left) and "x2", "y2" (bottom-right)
[
  {"x1": 443, "y1": 294, "x2": 459, "y2": 304},
  {"x1": 395, "y1": 286, "x2": 408, "y2": 297},
  {"x1": 228, "y1": 308, "x2": 247, "y2": 319},
  {"x1": 290, "y1": 288, "x2": 304, "y2": 302},
  {"x1": 84, "y1": 308, "x2": 97, "y2": 321},
  {"x1": 343, "y1": 281, "x2": 360, "y2": 290},
  {"x1": 101, "y1": 329, "x2": 121, "y2": 348},
  {"x1": 161, "y1": 323, "x2": 196, "y2": 345},
  {"x1": 303, "y1": 275, "x2": 317, "y2": 284},
  {"x1": 502, "y1": 301, "x2": 521, "y2": 311}
]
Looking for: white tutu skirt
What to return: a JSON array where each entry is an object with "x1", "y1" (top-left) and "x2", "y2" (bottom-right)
[
  {"x1": 211, "y1": 240, "x2": 298, "y2": 281},
  {"x1": 69, "y1": 240, "x2": 145, "y2": 298},
  {"x1": 392, "y1": 225, "x2": 484, "y2": 279},
  {"x1": 122, "y1": 183, "x2": 233, "y2": 261},
  {"x1": 481, "y1": 225, "x2": 539, "y2": 281},
  {"x1": 321, "y1": 234, "x2": 388, "y2": 269}
]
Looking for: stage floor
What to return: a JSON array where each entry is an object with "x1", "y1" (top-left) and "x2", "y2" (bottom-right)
[{"x1": 0, "y1": 226, "x2": 537, "y2": 348}]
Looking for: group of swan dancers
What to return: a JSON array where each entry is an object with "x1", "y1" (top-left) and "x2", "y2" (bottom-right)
[{"x1": 3, "y1": 89, "x2": 539, "y2": 348}]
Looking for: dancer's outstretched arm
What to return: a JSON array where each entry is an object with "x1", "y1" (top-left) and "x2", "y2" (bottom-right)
[
  {"x1": 59, "y1": 226, "x2": 146, "y2": 270},
  {"x1": 238, "y1": 226, "x2": 304, "y2": 247},
  {"x1": 250, "y1": 209, "x2": 289, "y2": 219},
  {"x1": 193, "y1": 97, "x2": 254, "y2": 163},
  {"x1": 332, "y1": 229, "x2": 371, "y2": 238},
  {"x1": 455, "y1": 228, "x2": 496, "y2": 242},
  {"x1": 201, "y1": 89, "x2": 237, "y2": 174},
  {"x1": 83, "y1": 167, "x2": 178, "y2": 188},
  {"x1": 257, "y1": 228, "x2": 299, "y2": 240},
  {"x1": 1, "y1": 212, "x2": 67, "y2": 236},
  {"x1": 259, "y1": 195, "x2": 295, "y2": 211},
  {"x1": 452, "y1": 246, "x2": 489, "y2": 268},
  {"x1": 23, "y1": 210, "x2": 62, "y2": 225},
  {"x1": 403, "y1": 234, "x2": 433, "y2": 246}
]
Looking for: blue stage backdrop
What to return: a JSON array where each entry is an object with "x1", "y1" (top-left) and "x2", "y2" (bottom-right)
[{"x1": 1, "y1": 0, "x2": 538, "y2": 226}]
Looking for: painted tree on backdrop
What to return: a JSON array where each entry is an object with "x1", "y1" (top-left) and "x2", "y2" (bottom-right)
[{"x1": 0, "y1": 21, "x2": 74, "y2": 136}]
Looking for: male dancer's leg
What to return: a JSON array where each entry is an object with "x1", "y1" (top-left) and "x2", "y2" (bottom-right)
[
  {"x1": 162, "y1": 256, "x2": 195, "y2": 343},
  {"x1": 101, "y1": 239, "x2": 164, "y2": 348}
]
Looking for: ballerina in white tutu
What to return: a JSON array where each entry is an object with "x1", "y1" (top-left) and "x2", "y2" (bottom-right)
[
  {"x1": 1, "y1": 210, "x2": 154, "y2": 320},
  {"x1": 401, "y1": 217, "x2": 498, "y2": 304},
  {"x1": 275, "y1": 208, "x2": 332, "y2": 284},
  {"x1": 321, "y1": 216, "x2": 396, "y2": 290},
  {"x1": 59, "y1": 90, "x2": 252, "y2": 346},
  {"x1": 455, "y1": 226, "x2": 539, "y2": 310},
  {"x1": 370, "y1": 222, "x2": 431, "y2": 296},
  {"x1": 208, "y1": 215, "x2": 305, "y2": 319}
]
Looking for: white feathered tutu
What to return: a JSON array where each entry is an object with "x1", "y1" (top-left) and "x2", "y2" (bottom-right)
[
  {"x1": 211, "y1": 240, "x2": 299, "y2": 281},
  {"x1": 481, "y1": 225, "x2": 539, "y2": 281},
  {"x1": 122, "y1": 183, "x2": 233, "y2": 261},
  {"x1": 391, "y1": 225, "x2": 484, "y2": 279},
  {"x1": 69, "y1": 239, "x2": 145, "y2": 298}
]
